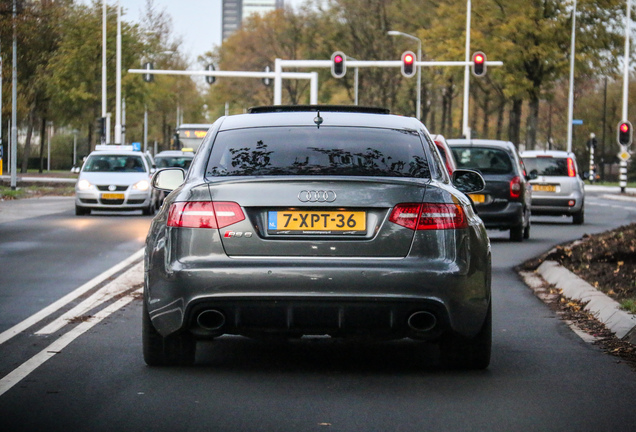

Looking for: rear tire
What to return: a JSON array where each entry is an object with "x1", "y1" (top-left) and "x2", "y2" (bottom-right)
[
  {"x1": 142, "y1": 202, "x2": 155, "y2": 216},
  {"x1": 510, "y1": 224, "x2": 523, "y2": 242},
  {"x1": 439, "y1": 303, "x2": 492, "y2": 370},
  {"x1": 143, "y1": 300, "x2": 196, "y2": 366},
  {"x1": 572, "y1": 208, "x2": 584, "y2": 225},
  {"x1": 75, "y1": 205, "x2": 91, "y2": 216}
]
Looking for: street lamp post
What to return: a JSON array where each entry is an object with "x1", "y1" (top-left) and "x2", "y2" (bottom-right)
[
  {"x1": 566, "y1": 0, "x2": 577, "y2": 153},
  {"x1": 11, "y1": 0, "x2": 18, "y2": 189},
  {"x1": 462, "y1": 0, "x2": 471, "y2": 139},
  {"x1": 0, "y1": 47, "x2": 3, "y2": 175},
  {"x1": 388, "y1": 31, "x2": 422, "y2": 120},
  {"x1": 102, "y1": 0, "x2": 107, "y2": 130},
  {"x1": 72, "y1": 130, "x2": 78, "y2": 168},
  {"x1": 47, "y1": 122, "x2": 52, "y2": 171},
  {"x1": 620, "y1": 0, "x2": 632, "y2": 193},
  {"x1": 114, "y1": 0, "x2": 122, "y2": 144}
]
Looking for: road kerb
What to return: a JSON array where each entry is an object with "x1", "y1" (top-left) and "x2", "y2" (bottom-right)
[{"x1": 537, "y1": 260, "x2": 636, "y2": 344}]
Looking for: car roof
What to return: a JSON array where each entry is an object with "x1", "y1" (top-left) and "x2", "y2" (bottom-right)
[
  {"x1": 155, "y1": 151, "x2": 194, "y2": 157},
  {"x1": 430, "y1": 134, "x2": 448, "y2": 144},
  {"x1": 216, "y1": 106, "x2": 423, "y2": 131},
  {"x1": 177, "y1": 123, "x2": 213, "y2": 129},
  {"x1": 520, "y1": 150, "x2": 574, "y2": 158},
  {"x1": 446, "y1": 139, "x2": 516, "y2": 150},
  {"x1": 88, "y1": 150, "x2": 146, "y2": 157}
]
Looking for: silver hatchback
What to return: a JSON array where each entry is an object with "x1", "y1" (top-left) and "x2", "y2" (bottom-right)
[
  {"x1": 75, "y1": 147, "x2": 159, "y2": 216},
  {"x1": 520, "y1": 150, "x2": 585, "y2": 224},
  {"x1": 144, "y1": 106, "x2": 492, "y2": 369}
]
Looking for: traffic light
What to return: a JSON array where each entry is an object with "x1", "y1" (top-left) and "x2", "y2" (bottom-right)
[
  {"x1": 263, "y1": 65, "x2": 271, "y2": 87},
  {"x1": 205, "y1": 64, "x2": 216, "y2": 85},
  {"x1": 618, "y1": 120, "x2": 633, "y2": 146},
  {"x1": 401, "y1": 51, "x2": 416, "y2": 78},
  {"x1": 472, "y1": 51, "x2": 486, "y2": 77},
  {"x1": 331, "y1": 51, "x2": 346, "y2": 78},
  {"x1": 142, "y1": 62, "x2": 154, "y2": 83},
  {"x1": 95, "y1": 117, "x2": 106, "y2": 143}
]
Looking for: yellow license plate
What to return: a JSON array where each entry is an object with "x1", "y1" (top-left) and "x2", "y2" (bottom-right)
[
  {"x1": 102, "y1": 193, "x2": 125, "y2": 200},
  {"x1": 533, "y1": 184, "x2": 556, "y2": 192},
  {"x1": 268, "y1": 210, "x2": 366, "y2": 234},
  {"x1": 469, "y1": 193, "x2": 486, "y2": 203}
]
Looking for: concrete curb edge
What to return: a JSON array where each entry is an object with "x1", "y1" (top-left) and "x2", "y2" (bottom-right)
[{"x1": 536, "y1": 260, "x2": 636, "y2": 345}]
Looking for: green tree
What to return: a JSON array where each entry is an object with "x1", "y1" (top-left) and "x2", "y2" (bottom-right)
[
  {"x1": 46, "y1": 1, "x2": 147, "y2": 153},
  {"x1": 0, "y1": 0, "x2": 72, "y2": 172},
  {"x1": 128, "y1": 0, "x2": 203, "y2": 150}
]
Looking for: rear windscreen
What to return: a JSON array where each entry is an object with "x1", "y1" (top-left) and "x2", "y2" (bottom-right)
[
  {"x1": 205, "y1": 127, "x2": 430, "y2": 178},
  {"x1": 451, "y1": 147, "x2": 513, "y2": 175},
  {"x1": 523, "y1": 157, "x2": 570, "y2": 176},
  {"x1": 155, "y1": 156, "x2": 193, "y2": 170}
]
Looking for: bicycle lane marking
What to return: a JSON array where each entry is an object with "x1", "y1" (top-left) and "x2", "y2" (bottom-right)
[
  {"x1": 0, "y1": 249, "x2": 143, "y2": 346},
  {"x1": 0, "y1": 287, "x2": 142, "y2": 397}
]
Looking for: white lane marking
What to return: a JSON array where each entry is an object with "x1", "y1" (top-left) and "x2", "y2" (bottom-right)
[
  {"x1": 0, "y1": 288, "x2": 142, "y2": 397},
  {"x1": 35, "y1": 262, "x2": 143, "y2": 335},
  {"x1": 600, "y1": 194, "x2": 636, "y2": 203},
  {"x1": 587, "y1": 199, "x2": 636, "y2": 212},
  {"x1": 0, "y1": 248, "x2": 144, "y2": 346}
]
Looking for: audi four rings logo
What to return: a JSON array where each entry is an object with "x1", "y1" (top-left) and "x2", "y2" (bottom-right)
[{"x1": 298, "y1": 190, "x2": 337, "y2": 202}]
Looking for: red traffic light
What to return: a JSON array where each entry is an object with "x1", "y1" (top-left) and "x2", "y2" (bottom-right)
[
  {"x1": 205, "y1": 64, "x2": 216, "y2": 85},
  {"x1": 331, "y1": 51, "x2": 346, "y2": 78},
  {"x1": 472, "y1": 51, "x2": 487, "y2": 77},
  {"x1": 143, "y1": 62, "x2": 154, "y2": 83},
  {"x1": 618, "y1": 120, "x2": 633, "y2": 146},
  {"x1": 401, "y1": 51, "x2": 416, "y2": 78}
]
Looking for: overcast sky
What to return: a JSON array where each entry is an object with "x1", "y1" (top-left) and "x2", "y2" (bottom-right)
[{"x1": 104, "y1": 0, "x2": 306, "y2": 61}]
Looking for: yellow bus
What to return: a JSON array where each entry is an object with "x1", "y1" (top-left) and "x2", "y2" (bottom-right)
[{"x1": 174, "y1": 124, "x2": 212, "y2": 152}]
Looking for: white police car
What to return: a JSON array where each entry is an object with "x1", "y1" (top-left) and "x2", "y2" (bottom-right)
[{"x1": 75, "y1": 145, "x2": 159, "y2": 216}]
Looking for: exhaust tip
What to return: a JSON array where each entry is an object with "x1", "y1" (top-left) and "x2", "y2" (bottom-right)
[
  {"x1": 196, "y1": 309, "x2": 226, "y2": 331},
  {"x1": 407, "y1": 311, "x2": 437, "y2": 332}
]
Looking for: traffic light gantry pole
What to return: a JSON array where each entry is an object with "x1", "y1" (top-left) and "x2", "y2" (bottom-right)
[
  {"x1": 273, "y1": 57, "x2": 503, "y2": 106},
  {"x1": 127, "y1": 68, "x2": 320, "y2": 105}
]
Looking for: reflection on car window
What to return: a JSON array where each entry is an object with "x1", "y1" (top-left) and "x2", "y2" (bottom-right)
[
  {"x1": 523, "y1": 158, "x2": 569, "y2": 176},
  {"x1": 451, "y1": 147, "x2": 513, "y2": 175},
  {"x1": 84, "y1": 155, "x2": 147, "y2": 173},
  {"x1": 155, "y1": 157, "x2": 193, "y2": 170},
  {"x1": 205, "y1": 127, "x2": 430, "y2": 178}
]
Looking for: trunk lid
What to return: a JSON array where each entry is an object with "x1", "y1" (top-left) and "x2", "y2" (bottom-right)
[{"x1": 208, "y1": 178, "x2": 428, "y2": 258}]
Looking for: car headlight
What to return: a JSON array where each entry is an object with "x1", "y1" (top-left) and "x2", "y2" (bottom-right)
[
  {"x1": 133, "y1": 180, "x2": 150, "y2": 191},
  {"x1": 77, "y1": 179, "x2": 94, "y2": 191}
]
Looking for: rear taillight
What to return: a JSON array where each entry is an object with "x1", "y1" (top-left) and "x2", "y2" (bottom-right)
[
  {"x1": 567, "y1": 158, "x2": 576, "y2": 177},
  {"x1": 389, "y1": 204, "x2": 421, "y2": 230},
  {"x1": 167, "y1": 201, "x2": 245, "y2": 228},
  {"x1": 510, "y1": 176, "x2": 522, "y2": 199},
  {"x1": 389, "y1": 203, "x2": 467, "y2": 230}
]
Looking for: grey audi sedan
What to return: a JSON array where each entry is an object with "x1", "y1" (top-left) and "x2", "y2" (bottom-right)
[{"x1": 144, "y1": 106, "x2": 492, "y2": 369}]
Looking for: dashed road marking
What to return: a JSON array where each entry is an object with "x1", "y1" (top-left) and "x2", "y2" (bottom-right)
[
  {"x1": 0, "y1": 249, "x2": 143, "y2": 346},
  {"x1": 0, "y1": 288, "x2": 142, "y2": 397}
]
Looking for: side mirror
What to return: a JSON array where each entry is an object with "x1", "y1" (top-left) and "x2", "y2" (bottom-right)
[
  {"x1": 152, "y1": 168, "x2": 185, "y2": 192},
  {"x1": 452, "y1": 169, "x2": 485, "y2": 193}
]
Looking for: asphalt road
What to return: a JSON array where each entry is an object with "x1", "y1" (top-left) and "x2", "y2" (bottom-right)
[{"x1": 1, "y1": 191, "x2": 636, "y2": 432}]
